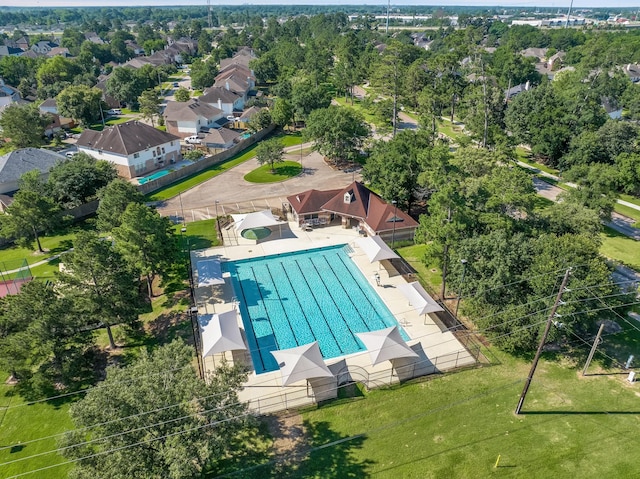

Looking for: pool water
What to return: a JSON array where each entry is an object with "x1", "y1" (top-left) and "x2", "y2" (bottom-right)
[
  {"x1": 223, "y1": 244, "x2": 408, "y2": 374},
  {"x1": 138, "y1": 169, "x2": 170, "y2": 184},
  {"x1": 240, "y1": 133, "x2": 251, "y2": 140}
]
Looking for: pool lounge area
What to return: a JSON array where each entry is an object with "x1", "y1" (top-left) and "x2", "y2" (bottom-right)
[{"x1": 192, "y1": 222, "x2": 478, "y2": 413}]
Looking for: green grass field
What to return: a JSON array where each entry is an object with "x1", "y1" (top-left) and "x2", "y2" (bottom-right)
[
  {"x1": 333, "y1": 97, "x2": 384, "y2": 127},
  {"x1": 614, "y1": 202, "x2": 640, "y2": 223},
  {"x1": 600, "y1": 226, "x2": 640, "y2": 270},
  {"x1": 291, "y1": 351, "x2": 639, "y2": 479},
  {"x1": 0, "y1": 378, "x2": 75, "y2": 479},
  {"x1": 244, "y1": 161, "x2": 302, "y2": 183}
]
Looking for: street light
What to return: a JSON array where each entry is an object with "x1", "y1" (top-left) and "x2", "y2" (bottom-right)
[
  {"x1": 391, "y1": 200, "x2": 397, "y2": 249},
  {"x1": 454, "y1": 259, "x2": 468, "y2": 317},
  {"x1": 214, "y1": 200, "x2": 220, "y2": 239},
  {"x1": 179, "y1": 191, "x2": 186, "y2": 226}
]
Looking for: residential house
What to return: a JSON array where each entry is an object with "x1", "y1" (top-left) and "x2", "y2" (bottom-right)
[
  {"x1": 15, "y1": 37, "x2": 29, "y2": 51},
  {"x1": 47, "y1": 47, "x2": 71, "y2": 58},
  {"x1": 237, "y1": 106, "x2": 263, "y2": 129},
  {"x1": 199, "y1": 86, "x2": 243, "y2": 114},
  {"x1": 163, "y1": 99, "x2": 225, "y2": 138},
  {"x1": 623, "y1": 64, "x2": 640, "y2": 83},
  {"x1": 410, "y1": 32, "x2": 433, "y2": 50},
  {"x1": 219, "y1": 47, "x2": 254, "y2": 70},
  {"x1": 505, "y1": 81, "x2": 530, "y2": 101},
  {"x1": 0, "y1": 45, "x2": 23, "y2": 58},
  {"x1": 213, "y1": 64, "x2": 255, "y2": 103},
  {"x1": 84, "y1": 32, "x2": 105, "y2": 45},
  {"x1": 0, "y1": 148, "x2": 64, "y2": 194},
  {"x1": 38, "y1": 99, "x2": 74, "y2": 132},
  {"x1": 76, "y1": 121, "x2": 181, "y2": 178},
  {"x1": 203, "y1": 128, "x2": 240, "y2": 151},
  {"x1": 602, "y1": 97, "x2": 623, "y2": 119},
  {"x1": 287, "y1": 181, "x2": 419, "y2": 241},
  {"x1": 125, "y1": 40, "x2": 144, "y2": 56},
  {"x1": 0, "y1": 80, "x2": 21, "y2": 104},
  {"x1": 19, "y1": 50, "x2": 41, "y2": 60},
  {"x1": 94, "y1": 75, "x2": 120, "y2": 109},
  {"x1": 31, "y1": 40, "x2": 58, "y2": 55},
  {"x1": 548, "y1": 51, "x2": 565, "y2": 70},
  {"x1": 520, "y1": 47, "x2": 548, "y2": 62}
]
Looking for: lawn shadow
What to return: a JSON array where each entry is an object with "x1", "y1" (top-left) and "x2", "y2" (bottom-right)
[{"x1": 276, "y1": 420, "x2": 373, "y2": 478}]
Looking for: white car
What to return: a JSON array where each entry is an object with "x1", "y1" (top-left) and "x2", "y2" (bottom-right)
[
  {"x1": 107, "y1": 108, "x2": 122, "y2": 115},
  {"x1": 185, "y1": 135, "x2": 202, "y2": 144}
]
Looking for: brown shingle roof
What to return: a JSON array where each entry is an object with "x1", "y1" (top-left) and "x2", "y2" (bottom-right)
[
  {"x1": 321, "y1": 181, "x2": 371, "y2": 220},
  {"x1": 287, "y1": 188, "x2": 342, "y2": 215},
  {"x1": 76, "y1": 121, "x2": 179, "y2": 156},
  {"x1": 164, "y1": 99, "x2": 223, "y2": 122},
  {"x1": 203, "y1": 128, "x2": 240, "y2": 145},
  {"x1": 200, "y1": 87, "x2": 241, "y2": 105}
]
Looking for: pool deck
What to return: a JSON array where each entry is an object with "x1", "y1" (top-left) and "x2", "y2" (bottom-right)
[{"x1": 192, "y1": 223, "x2": 477, "y2": 413}]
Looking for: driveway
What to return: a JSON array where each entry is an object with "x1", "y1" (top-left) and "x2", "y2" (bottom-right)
[{"x1": 156, "y1": 146, "x2": 362, "y2": 222}]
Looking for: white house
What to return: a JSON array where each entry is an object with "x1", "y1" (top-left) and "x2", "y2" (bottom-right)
[
  {"x1": 199, "y1": 87, "x2": 243, "y2": 114},
  {"x1": 163, "y1": 99, "x2": 224, "y2": 138},
  {"x1": 76, "y1": 121, "x2": 181, "y2": 179}
]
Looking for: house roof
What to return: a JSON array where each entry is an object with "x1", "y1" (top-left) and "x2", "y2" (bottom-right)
[
  {"x1": 0, "y1": 45, "x2": 22, "y2": 57},
  {"x1": 521, "y1": 47, "x2": 548, "y2": 60},
  {"x1": 213, "y1": 76, "x2": 249, "y2": 95},
  {"x1": 216, "y1": 64, "x2": 254, "y2": 82},
  {"x1": 164, "y1": 99, "x2": 223, "y2": 122},
  {"x1": 200, "y1": 87, "x2": 241, "y2": 105},
  {"x1": 39, "y1": 98, "x2": 57, "y2": 108},
  {"x1": 47, "y1": 47, "x2": 71, "y2": 57},
  {"x1": 20, "y1": 50, "x2": 41, "y2": 59},
  {"x1": 76, "y1": 121, "x2": 180, "y2": 156},
  {"x1": 304, "y1": 182, "x2": 418, "y2": 233},
  {"x1": 287, "y1": 188, "x2": 343, "y2": 215},
  {"x1": 239, "y1": 106, "x2": 262, "y2": 121},
  {"x1": 0, "y1": 148, "x2": 64, "y2": 185},
  {"x1": 203, "y1": 128, "x2": 240, "y2": 145}
]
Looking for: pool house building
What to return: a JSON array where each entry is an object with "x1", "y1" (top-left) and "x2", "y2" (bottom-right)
[{"x1": 286, "y1": 181, "x2": 419, "y2": 242}]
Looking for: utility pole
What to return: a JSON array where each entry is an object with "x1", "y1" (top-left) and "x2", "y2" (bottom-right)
[
  {"x1": 515, "y1": 268, "x2": 571, "y2": 415},
  {"x1": 386, "y1": 0, "x2": 390, "y2": 34},
  {"x1": 207, "y1": 0, "x2": 213, "y2": 30},
  {"x1": 582, "y1": 323, "x2": 605, "y2": 376}
]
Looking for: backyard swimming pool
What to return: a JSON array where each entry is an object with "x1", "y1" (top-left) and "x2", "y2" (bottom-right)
[
  {"x1": 223, "y1": 244, "x2": 408, "y2": 374},
  {"x1": 138, "y1": 169, "x2": 170, "y2": 184}
]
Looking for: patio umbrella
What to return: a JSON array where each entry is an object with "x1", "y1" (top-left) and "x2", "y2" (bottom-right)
[
  {"x1": 271, "y1": 342, "x2": 333, "y2": 386},
  {"x1": 196, "y1": 257, "x2": 224, "y2": 287},
  {"x1": 356, "y1": 326, "x2": 418, "y2": 366},
  {"x1": 356, "y1": 236, "x2": 399, "y2": 263},
  {"x1": 200, "y1": 310, "x2": 246, "y2": 358},
  {"x1": 232, "y1": 210, "x2": 282, "y2": 232},
  {"x1": 397, "y1": 281, "x2": 444, "y2": 316}
]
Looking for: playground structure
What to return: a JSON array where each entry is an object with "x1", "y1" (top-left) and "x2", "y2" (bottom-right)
[{"x1": 0, "y1": 259, "x2": 32, "y2": 298}]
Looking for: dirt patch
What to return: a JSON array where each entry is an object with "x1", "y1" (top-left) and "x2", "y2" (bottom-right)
[{"x1": 263, "y1": 412, "x2": 308, "y2": 459}]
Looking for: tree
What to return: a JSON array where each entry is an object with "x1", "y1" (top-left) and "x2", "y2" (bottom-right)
[
  {"x1": 371, "y1": 41, "x2": 409, "y2": 137},
  {"x1": 112, "y1": 203, "x2": 178, "y2": 298},
  {"x1": 270, "y1": 98, "x2": 293, "y2": 130},
  {"x1": 189, "y1": 57, "x2": 218, "y2": 90},
  {"x1": 174, "y1": 87, "x2": 190, "y2": 102},
  {"x1": 96, "y1": 182, "x2": 144, "y2": 234},
  {"x1": 56, "y1": 85, "x2": 104, "y2": 126},
  {"x1": 57, "y1": 231, "x2": 140, "y2": 350},
  {"x1": 247, "y1": 109, "x2": 272, "y2": 133},
  {"x1": 615, "y1": 152, "x2": 640, "y2": 196},
  {"x1": 106, "y1": 67, "x2": 144, "y2": 107},
  {"x1": 0, "y1": 189, "x2": 60, "y2": 252},
  {"x1": 0, "y1": 281, "x2": 92, "y2": 396},
  {"x1": 36, "y1": 56, "x2": 81, "y2": 92},
  {"x1": 290, "y1": 79, "x2": 331, "y2": 122},
  {"x1": 304, "y1": 106, "x2": 370, "y2": 164},
  {"x1": 363, "y1": 131, "x2": 443, "y2": 212},
  {"x1": 255, "y1": 138, "x2": 284, "y2": 172},
  {"x1": 60, "y1": 340, "x2": 251, "y2": 479},
  {"x1": 0, "y1": 103, "x2": 50, "y2": 148},
  {"x1": 47, "y1": 153, "x2": 117, "y2": 208},
  {"x1": 138, "y1": 88, "x2": 161, "y2": 127},
  {"x1": 561, "y1": 163, "x2": 618, "y2": 221}
]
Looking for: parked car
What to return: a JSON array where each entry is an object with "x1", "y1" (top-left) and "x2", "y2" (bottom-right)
[
  {"x1": 107, "y1": 108, "x2": 122, "y2": 115},
  {"x1": 173, "y1": 82, "x2": 179, "y2": 88},
  {"x1": 185, "y1": 135, "x2": 202, "y2": 144},
  {"x1": 65, "y1": 151, "x2": 75, "y2": 159}
]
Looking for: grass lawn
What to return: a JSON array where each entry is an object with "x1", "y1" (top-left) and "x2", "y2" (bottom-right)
[
  {"x1": 278, "y1": 131, "x2": 303, "y2": 148},
  {"x1": 288, "y1": 351, "x2": 640, "y2": 479},
  {"x1": 0, "y1": 381, "x2": 75, "y2": 479},
  {"x1": 619, "y1": 193, "x2": 640, "y2": 208},
  {"x1": 436, "y1": 120, "x2": 467, "y2": 143},
  {"x1": 516, "y1": 150, "x2": 559, "y2": 176},
  {"x1": 614, "y1": 202, "x2": 640, "y2": 223},
  {"x1": 600, "y1": 225, "x2": 640, "y2": 270},
  {"x1": 173, "y1": 218, "x2": 220, "y2": 250},
  {"x1": 147, "y1": 131, "x2": 298, "y2": 201},
  {"x1": 244, "y1": 161, "x2": 302, "y2": 183},
  {"x1": 333, "y1": 97, "x2": 384, "y2": 128},
  {"x1": 397, "y1": 244, "x2": 442, "y2": 289}
]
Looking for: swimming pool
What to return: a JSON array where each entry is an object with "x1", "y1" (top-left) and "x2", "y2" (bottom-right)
[
  {"x1": 138, "y1": 169, "x2": 170, "y2": 184},
  {"x1": 223, "y1": 244, "x2": 408, "y2": 374}
]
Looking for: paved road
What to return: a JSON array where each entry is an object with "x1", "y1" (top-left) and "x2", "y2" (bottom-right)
[
  {"x1": 156, "y1": 143, "x2": 362, "y2": 221},
  {"x1": 532, "y1": 178, "x2": 640, "y2": 239}
]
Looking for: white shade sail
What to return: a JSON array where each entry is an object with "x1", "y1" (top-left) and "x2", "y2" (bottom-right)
[
  {"x1": 271, "y1": 342, "x2": 333, "y2": 386},
  {"x1": 356, "y1": 235, "x2": 399, "y2": 263},
  {"x1": 356, "y1": 326, "x2": 418, "y2": 366},
  {"x1": 231, "y1": 210, "x2": 282, "y2": 232},
  {"x1": 397, "y1": 281, "x2": 444, "y2": 316},
  {"x1": 200, "y1": 310, "x2": 246, "y2": 358},
  {"x1": 197, "y1": 258, "x2": 224, "y2": 287}
]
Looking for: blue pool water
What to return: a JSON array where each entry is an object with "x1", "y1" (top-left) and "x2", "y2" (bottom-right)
[
  {"x1": 240, "y1": 132, "x2": 251, "y2": 140},
  {"x1": 223, "y1": 244, "x2": 408, "y2": 374},
  {"x1": 138, "y1": 169, "x2": 170, "y2": 184}
]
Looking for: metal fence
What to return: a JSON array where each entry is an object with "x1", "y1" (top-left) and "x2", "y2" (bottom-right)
[
  {"x1": 0, "y1": 258, "x2": 32, "y2": 297},
  {"x1": 245, "y1": 347, "x2": 481, "y2": 415}
]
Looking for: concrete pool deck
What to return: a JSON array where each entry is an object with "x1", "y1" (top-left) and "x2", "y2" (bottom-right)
[{"x1": 191, "y1": 223, "x2": 477, "y2": 413}]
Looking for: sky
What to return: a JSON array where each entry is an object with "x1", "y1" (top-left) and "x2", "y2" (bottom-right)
[{"x1": 4, "y1": 0, "x2": 640, "y2": 10}]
